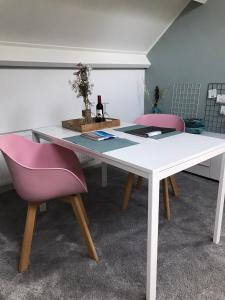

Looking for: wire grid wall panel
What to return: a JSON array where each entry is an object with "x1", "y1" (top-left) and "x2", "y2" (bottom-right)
[
  {"x1": 204, "y1": 83, "x2": 225, "y2": 133},
  {"x1": 171, "y1": 83, "x2": 201, "y2": 119}
]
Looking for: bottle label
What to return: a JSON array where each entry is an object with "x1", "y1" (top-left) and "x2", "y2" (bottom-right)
[{"x1": 96, "y1": 109, "x2": 103, "y2": 117}]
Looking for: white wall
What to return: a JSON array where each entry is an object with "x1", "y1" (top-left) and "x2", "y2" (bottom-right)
[
  {"x1": 0, "y1": 68, "x2": 144, "y2": 133},
  {"x1": 0, "y1": 67, "x2": 144, "y2": 186}
]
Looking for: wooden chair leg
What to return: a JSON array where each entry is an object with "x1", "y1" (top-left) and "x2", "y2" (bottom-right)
[
  {"x1": 70, "y1": 195, "x2": 98, "y2": 261},
  {"x1": 77, "y1": 194, "x2": 89, "y2": 226},
  {"x1": 62, "y1": 196, "x2": 89, "y2": 225},
  {"x1": 136, "y1": 176, "x2": 143, "y2": 189},
  {"x1": 162, "y1": 178, "x2": 171, "y2": 220},
  {"x1": 122, "y1": 172, "x2": 134, "y2": 210},
  {"x1": 169, "y1": 175, "x2": 179, "y2": 197},
  {"x1": 19, "y1": 202, "x2": 38, "y2": 272}
]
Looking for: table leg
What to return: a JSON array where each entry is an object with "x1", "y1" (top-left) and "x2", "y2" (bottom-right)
[
  {"x1": 32, "y1": 132, "x2": 47, "y2": 213},
  {"x1": 101, "y1": 163, "x2": 107, "y2": 187},
  {"x1": 146, "y1": 173, "x2": 160, "y2": 300},
  {"x1": 213, "y1": 153, "x2": 225, "y2": 244}
]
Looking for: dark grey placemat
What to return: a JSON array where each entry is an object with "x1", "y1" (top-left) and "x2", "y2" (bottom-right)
[
  {"x1": 115, "y1": 125, "x2": 146, "y2": 132},
  {"x1": 115, "y1": 125, "x2": 182, "y2": 139},
  {"x1": 63, "y1": 136, "x2": 139, "y2": 153}
]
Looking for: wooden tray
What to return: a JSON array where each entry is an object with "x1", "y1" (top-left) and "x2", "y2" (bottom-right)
[{"x1": 62, "y1": 118, "x2": 120, "y2": 132}]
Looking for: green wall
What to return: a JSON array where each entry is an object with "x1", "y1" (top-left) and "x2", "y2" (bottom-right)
[{"x1": 145, "y1": 0, "x2": 225, "y2": 118}]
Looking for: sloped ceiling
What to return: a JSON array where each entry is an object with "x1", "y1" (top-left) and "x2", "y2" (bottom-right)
[{"x1": 0, "y1": 0, "x2": 190, "y2": 54}]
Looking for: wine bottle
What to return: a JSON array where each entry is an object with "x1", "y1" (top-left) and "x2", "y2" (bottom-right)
[{"x1": 95, "y1": 95, "x2": 105, "y2": 122}]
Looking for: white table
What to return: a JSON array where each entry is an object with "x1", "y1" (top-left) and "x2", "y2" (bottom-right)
[{"x1": 32, "y1": 125, "x2": 225, "y2": 300}]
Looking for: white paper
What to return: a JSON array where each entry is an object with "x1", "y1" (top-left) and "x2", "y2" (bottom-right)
[
  {"x1": 220, "y1": 106, "x2": 225, "y2": 115},
  {"x1": 208, "y1": 89, "x2": 217, "y2": 99},
  {"x1": 216, "y1": 94, "x2": 225, "y2": 104}
]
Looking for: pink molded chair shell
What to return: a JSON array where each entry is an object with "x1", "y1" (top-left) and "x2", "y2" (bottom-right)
[
  {"x1": 0, "y1": 134, "x2": 87, "y2": 202},
  {"x1": 134, "y1": 113, "x2": 185, "y2": 132},
  {"x1": 0, "y1": 134, "x2": 98, "y2": 272}
]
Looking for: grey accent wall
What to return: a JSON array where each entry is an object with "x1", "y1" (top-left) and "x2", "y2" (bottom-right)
[{"x1": 145, "y1": 0, "x2": 225, "y2": 118}]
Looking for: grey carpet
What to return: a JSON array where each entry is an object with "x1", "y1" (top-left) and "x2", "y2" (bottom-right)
[{"x1": 0, "y1": 166, "x2": 225, "y2": 300}]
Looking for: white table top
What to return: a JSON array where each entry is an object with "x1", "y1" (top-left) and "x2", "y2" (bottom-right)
[
  {"x1": 32, "y1": 124, "x2": 225, "y2": 300},
  {"x1": 33, "y1": 125, "x2": 225, "y2": 178}
]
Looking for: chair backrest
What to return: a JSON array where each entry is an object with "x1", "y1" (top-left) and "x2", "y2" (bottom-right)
[
  {"x1": 134, "y1": 114, "x2": 185, "y2": 131},
  {"x1": 0, "y1": 134, "x2": 40, "y2": 167}
]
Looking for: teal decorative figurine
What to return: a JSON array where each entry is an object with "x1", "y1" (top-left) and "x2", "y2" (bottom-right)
[{"x1": 152, "y1": 86, "x2": 161, "y2": 113}]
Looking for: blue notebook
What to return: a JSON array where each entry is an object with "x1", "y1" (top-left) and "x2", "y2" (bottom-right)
[{"x1": 81, "y1": 130, "x2": 116, "y2": 141}]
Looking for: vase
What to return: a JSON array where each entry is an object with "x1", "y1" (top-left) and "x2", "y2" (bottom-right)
[
  {"x1": 82, "y1": 101, "x2": 92, "y2": 124},
  {"x1": 82, "y1": 108, "x2": 91, "y2": 120}
]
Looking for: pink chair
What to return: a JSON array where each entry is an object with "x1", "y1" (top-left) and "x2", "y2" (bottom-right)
[
  {"x1": 123, "y1": 114, "x2": 185, "y2": 220},
  {"x1": 0, "y1": 134, "x2": 98, "y2": 272}
]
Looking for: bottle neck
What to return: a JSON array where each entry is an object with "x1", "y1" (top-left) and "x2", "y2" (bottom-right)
[{"x1": 97, "y1": 95, "x2": 102, "y2": 104}]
